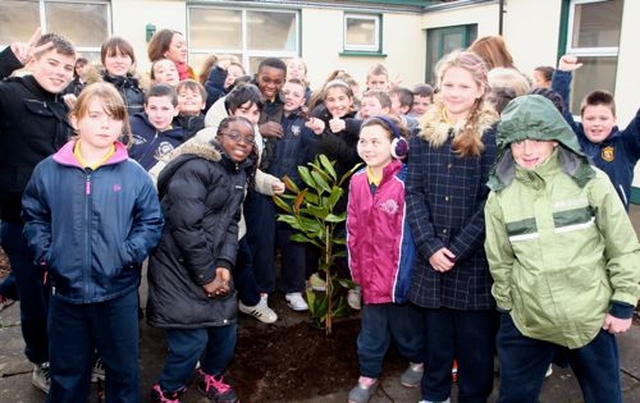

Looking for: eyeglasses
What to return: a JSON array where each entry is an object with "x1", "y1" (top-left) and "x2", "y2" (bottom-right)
[{"x1": 221, "y1": 131, "x2": 255, "y2": 145}]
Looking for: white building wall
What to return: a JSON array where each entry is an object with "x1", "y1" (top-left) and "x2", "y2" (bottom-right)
[
  {"x1": 111, "y1": 0, "x2": 187, "y2": 77},
  {"x1": 420, "y1": 2, "x2": 498, "y2": 35},
  {"x1": 502, "y1": 0, "x2": 562, "y2": 78},
  {"x1": 300, "y1": 7, "x2": 424, "y2": 92}
]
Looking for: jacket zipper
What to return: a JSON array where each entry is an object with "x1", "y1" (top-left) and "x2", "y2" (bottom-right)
[{"x1": 83, "y1": 171, "x2": 92, "y2": 302}]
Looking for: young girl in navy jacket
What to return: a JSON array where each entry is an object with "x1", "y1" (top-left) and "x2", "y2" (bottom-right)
[{"x1": 22, "y1": 82, "x2": 164, "y2": 403}]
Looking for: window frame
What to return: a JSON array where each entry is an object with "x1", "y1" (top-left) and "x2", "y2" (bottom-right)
[
  {"x1": 425, "y1": 24, "x2": 477, "y2": 84},
  {"x1": 342, "y1": 12, "x2": 382, "y2": 54},
  {"x1": 0, "y1": 0, "x2": 111, "y2": 58},
  {"x1": 187, "y1": 6, "x2": 301, "y2": 74},
  {"x1": 563, "y1": 0, "x2": 622, "y2": 114},
  {"x1": 566, "y1": 0, "x2": 619, "y2": 57}
]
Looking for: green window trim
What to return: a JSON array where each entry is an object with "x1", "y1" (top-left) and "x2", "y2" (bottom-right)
[{"x1": 339, "y1": 51, "x2": 388, "y2": 57}]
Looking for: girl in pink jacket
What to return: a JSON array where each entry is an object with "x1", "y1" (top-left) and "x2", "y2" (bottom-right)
[{"x1": 346, "y1": 115, "x2": 424, "y2": 403}]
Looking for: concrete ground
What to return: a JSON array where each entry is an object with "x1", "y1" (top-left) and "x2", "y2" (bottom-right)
[{"x1": 2, "y1": 204, "x2": 640, "y2": 403}]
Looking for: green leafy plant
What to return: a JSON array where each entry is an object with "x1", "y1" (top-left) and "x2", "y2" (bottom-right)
[{"x1": 273, "y1": 154, "x2": 361, "y2": 334}]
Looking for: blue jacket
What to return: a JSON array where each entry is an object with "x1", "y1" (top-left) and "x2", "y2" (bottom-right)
[
  {"x1": 129, "y1": 112, "x2": 186, "y2": 171},
  {"x1": 264, "y1": 109, "x2": 317, "y2": 185},
  {"x1": 347, "y1": 160, "x2": 416, "y2": 304},
  {"x1": 204, "y1": 65, "x2": 228, "y2": 112},
  {"x1": 552, "y1": 70, "x2": 640, "y2": 209},
  {"x1": 21, "y1": 141, "x2": 164, "y2": 304}
]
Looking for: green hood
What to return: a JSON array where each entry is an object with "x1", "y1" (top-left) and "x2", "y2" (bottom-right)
[{"x1": 487, "y1": 94, "x2": 595, "y2": 190}]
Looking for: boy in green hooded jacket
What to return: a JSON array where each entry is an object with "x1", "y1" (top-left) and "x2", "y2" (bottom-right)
[{"x1": 484, "y1": 95, "x2": 640, "y2": 403}]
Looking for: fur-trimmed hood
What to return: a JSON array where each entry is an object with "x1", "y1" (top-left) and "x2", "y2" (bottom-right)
[
  {"x1": 156, "y1": 138, "x2": 255, "y2": 199},
  {"x1": 416, "y1": 100, "x2": 498, "y2": 148},
  {"x1": 83, "y1": 62, "x2": 151, "y2": 92}
]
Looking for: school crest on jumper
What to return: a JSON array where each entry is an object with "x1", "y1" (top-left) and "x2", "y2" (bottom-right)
[
  {"x1": 601, "y1": 146, "x2": 614, "y2": 162},
  {"x1": 291, "y1": 125, "x2": 301, "y2": 136}
]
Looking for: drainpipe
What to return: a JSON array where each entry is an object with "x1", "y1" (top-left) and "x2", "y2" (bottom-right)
[{"x1": 498, "y1": 0, "x2": 505, "y2": 35}]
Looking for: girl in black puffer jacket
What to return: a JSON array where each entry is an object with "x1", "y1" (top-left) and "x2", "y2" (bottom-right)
[
  {"x1": 84, "y1": 36, "x2": 145, "y2": 117},
  {"x1": 147, "y1": 116, "x2": 257, "y2": 403}
]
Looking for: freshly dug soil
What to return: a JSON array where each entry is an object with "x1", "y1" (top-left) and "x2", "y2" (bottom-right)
[{"x1": 229, "y1": 318, "x2": 406, "y2": 402}]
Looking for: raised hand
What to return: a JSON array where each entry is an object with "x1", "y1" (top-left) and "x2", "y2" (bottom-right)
[
  {"x1": 10, "y1": 27, "x2": 54, "y2": 66},
  {"x1": 557, "y1": 54, "x2": 583, "y2": 72}
]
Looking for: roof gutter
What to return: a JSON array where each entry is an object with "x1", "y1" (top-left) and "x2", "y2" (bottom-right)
[{"x1": 422, "y1": 0, "x2": 497, "y2": 12}]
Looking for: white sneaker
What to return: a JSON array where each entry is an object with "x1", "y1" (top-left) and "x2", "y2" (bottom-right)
[
  {"x1": 239, "y1": 294, "x2": 278, "y2": 323},
  {"x1": 545, "y1": 364, "x2": 553, "y2": 378},
  {"x1": 308, "y1": 272, "x2": 327, "y2": 291},
  {"x1": 32, "y1": 362, "x2": 50, "y2": 394},
  {"x1": 285, "y1": 292, "x2": 309, "y2": 311},
  {"x1": 347, "y1": 287, "x2": 361, "y2": 310},
  {"x1": 91, "y1": 356, "x2": 105, "y2": 382}
]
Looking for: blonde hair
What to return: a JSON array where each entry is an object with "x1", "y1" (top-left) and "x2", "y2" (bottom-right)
[
  {"x1": 433, "y1": 50, "x2": 491, "y2": 157},
  {"x1": 487, "y1": 67, "x2": 531, "y2": 113}
]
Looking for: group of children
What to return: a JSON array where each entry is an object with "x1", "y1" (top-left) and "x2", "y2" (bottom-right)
[{"x1": 0, "y1": 27, "x2": 638, "y2": 403}]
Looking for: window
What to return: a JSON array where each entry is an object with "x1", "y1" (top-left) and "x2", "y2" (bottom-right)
[
  {"x1": 0, "y1": 0, "x2": 110, "y2": 63},
  {"x1": 343, "y1": 13, "x2": 382, "y2": 53},
  {"x1": 188, "y1": 6, "x2": 299, "y2": 75},
  {"x1": 565, "y1": 0, "x2": 623, "y2": 114},
  {"x1": 425, "y1": 24, "x2": 477, "y2": 84}
]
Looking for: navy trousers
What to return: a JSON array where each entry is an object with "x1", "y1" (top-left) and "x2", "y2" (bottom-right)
[
  {"x1": 1, "y1": 221, "x2": 49, "y2": 364},
  {"x1": 234, "y1": 237, "x2": 261, "y2": 306},
  {"x1": 497, "y1": 313, "x2": 622, "y2": 403},
  {"x1": 357, "y1": 302, "x2": 425, "y2": 378},
  {"x1": 421, "y1": 308, "x2": 496, "y2": 403},
  {"x1": 47, "y1": 288, "x2": 140, "y2": 403},
  {"x1": 244, "y1": 192, "x2": 277, "y2": 293},
  {"x1": 158, "y1": 324, "x2": 237, "y2": 393}
]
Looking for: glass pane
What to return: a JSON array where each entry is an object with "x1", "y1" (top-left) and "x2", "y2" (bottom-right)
[
  {"x1": 190, "y1": 52, "x2": 243, "y2": 79},
  {"x1": 346, "y1": 17, "x2": 376, "y2": 47},
  {"x1": 569, "y1": 56, "x2": 617, "y2": 115},
  {"x1": 249, "y1": 56, "x2": 267, "y2": 76},
  {"x1": 189, "y1": 8, "x2": 242, "y2": 49},
  {"x1": 247, "y1": 11, "x2": 297, "y2": 51},
  {"x1": 76, "y1": 50, "x2": 101, "y2": 65},
  {"x1": 46, "y1": 2, "x2": 109, "y2": 48},
  {"x1": 572, "y1": 0, "x2": 622, "y2": 48},
  {"x1": 0, "y1": 1, "x2": 39, "y2": 45},
  {"x1": 443, "y1": 32, "x2": 463, "y2": 55}
]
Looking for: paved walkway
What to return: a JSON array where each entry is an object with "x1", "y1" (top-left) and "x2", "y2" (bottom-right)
[
  {"x1": 2, "y1": 205, "x2": 640, "y2": 402},
  {"x1": 1, "y1": 295, "x2": 640, "y2": 403}
]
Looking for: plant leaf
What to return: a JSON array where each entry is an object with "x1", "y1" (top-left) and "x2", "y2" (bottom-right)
[
  {"x1": 311, "y1": 171, "x2": 331, "y2": 193},
  {"x1": 282, "y1": 175, "x2": 300, "y2": 194},
  {"x1": 325, "y1": 213, "x2": 345, "y2": 223},
  {"x1": 298, "y1": 166, "x2": 316, "y2": 188},
  {"x1": 319, "y1": 154, "x2": 337, "y2": 181},
  {"x1": 272, "y1": 195, "x2": 292, "y2": 213}
]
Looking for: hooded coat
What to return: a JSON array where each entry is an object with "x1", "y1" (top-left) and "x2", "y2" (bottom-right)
[
  {"x1": 84, "y1": 63, "x2": 146, "y2": 116},
  {"x1": 484, "y1": 95, "x2": 640, "y2": 348},
  {"x1": 146, "y1": 139, "x2": 255, "y2": 328}
]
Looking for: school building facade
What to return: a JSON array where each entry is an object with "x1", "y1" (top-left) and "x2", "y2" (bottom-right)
[{"x1": 1, "y1": 0, "x2": 638, "y2": 201}]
